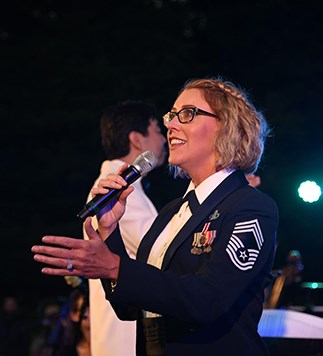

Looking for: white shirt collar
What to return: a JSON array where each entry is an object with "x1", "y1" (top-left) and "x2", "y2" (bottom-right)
[{"x1": 184, "y1": 169, "x2": 235, "y2": 204}]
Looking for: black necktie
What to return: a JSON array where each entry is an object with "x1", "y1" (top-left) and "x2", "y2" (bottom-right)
[{"x1": 181, "y1": 190, "x2": 200, "y2": 214}]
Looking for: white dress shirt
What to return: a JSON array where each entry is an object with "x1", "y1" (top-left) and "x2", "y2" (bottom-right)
[{"x1": 84, "y1": 159, "x2": 158, "y2": 356}]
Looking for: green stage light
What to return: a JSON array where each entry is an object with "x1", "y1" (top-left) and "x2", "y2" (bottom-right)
[
  {"x1": 297, "y1": 180, "x2": 321, "y2": 203},
  {"x1": 301, "y1": 282, "x2": 323, "y2": 289}
]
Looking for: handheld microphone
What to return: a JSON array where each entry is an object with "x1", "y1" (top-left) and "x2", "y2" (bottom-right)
[{"x1": 77, "y1": 150, "x2": 158, "y2": 221}]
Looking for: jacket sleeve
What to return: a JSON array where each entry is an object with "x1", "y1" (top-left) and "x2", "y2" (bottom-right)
[{"x1": 100, "y1": 224, "x2": 143, "y2": 320}]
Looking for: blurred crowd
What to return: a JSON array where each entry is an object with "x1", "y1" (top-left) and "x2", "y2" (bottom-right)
[{"x1": 0, "y1": 279, "x2": 90, "y2": 356}]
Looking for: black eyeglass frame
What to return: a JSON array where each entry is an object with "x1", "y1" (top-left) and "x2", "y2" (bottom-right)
[{"x1": 163, "y1": 107, "x2": 220, "y2": 126}]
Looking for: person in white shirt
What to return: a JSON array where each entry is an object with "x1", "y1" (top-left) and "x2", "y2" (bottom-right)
[{"x1": 84, "y1": 100, "x2": 166, "y2": 355}]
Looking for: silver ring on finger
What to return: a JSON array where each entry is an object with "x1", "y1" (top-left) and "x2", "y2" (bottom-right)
[{"x1": 67, "y1": 257, "x2": 74, "y2": 272}]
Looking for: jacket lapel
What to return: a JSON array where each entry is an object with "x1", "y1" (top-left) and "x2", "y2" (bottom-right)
[
  {"x1": 136, "y1": 198, "x2": 183, "y2": 262},
  {"x1": 137, "y1": 171, "x2": 248, "y2": 266},
  {"x1": 162, "y1": 171, "x2": 248, "y2": 269}
]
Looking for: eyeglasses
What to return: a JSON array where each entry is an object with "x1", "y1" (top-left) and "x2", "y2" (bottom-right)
[{"x1": 163, "y1": 107, "x2": 220, "y2": 126}]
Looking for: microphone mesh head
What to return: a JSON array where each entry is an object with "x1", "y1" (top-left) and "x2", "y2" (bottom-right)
[{"x1": 132, "y1": 151, "x2": 158, "y2": 175}]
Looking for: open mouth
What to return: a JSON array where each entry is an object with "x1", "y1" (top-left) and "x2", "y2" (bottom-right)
[{"x1": 169, "y1": 138, "x2": 186, "y2": 148}]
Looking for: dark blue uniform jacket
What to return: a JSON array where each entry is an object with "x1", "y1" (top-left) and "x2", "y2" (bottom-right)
[{"x1": 102, "y1": 170, "x2": 279, "y2": 355}]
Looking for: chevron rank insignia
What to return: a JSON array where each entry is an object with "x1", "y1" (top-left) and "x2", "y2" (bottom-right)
[{"x1": 226, "y1": 219, "x2": 264, "y2": 271}]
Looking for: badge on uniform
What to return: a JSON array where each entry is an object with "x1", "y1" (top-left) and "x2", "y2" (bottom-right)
[
  {"x1": 226, "y1": 219, "x2": 264, "y2": 271},
  {"x1": 209, "y1": 209, "x2": 220, "y2": 221},
  {"x1": 191, "y1": 222, "x2": 217, "y2": 255}
]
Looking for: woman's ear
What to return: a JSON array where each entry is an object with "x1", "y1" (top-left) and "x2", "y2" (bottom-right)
[{"x1": 128, "y1": 131, "x2": 144, "y2": 150}]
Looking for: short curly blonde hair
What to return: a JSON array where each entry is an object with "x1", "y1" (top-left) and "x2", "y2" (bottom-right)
[{"x1": 171, "y1": 77, "x2": 270, "y2": 178}]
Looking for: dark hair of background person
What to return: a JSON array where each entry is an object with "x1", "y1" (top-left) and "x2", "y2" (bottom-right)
[
  {"x1": 100, "y1": 100, "x2": 158, "y2": 159},
  {"x1": 55, "y1": 288, "x2": 90, "y2": 356}
]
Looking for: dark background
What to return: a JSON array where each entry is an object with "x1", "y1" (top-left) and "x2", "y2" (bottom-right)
[{"x1": 1, "y1": 0, "x2": 322, "y2": 307}]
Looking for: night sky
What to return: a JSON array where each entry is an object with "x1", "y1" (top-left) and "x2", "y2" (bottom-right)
[{"x1": 1, "y1": 0, "x2": 322, "y2": 306}]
